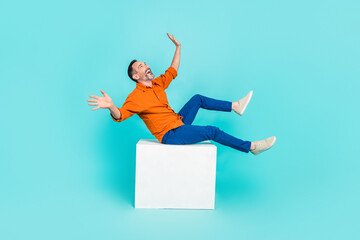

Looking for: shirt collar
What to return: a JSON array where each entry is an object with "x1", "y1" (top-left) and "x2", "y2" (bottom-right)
[{"x1": 136, "y1": 80, "x2": 159, "y2": 92}]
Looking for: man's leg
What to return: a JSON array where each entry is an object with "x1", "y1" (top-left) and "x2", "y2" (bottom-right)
[
  {"x1": 162, "y1": 124, "x2": 251, "y2": 153},
  {"x1": 178, "y1": 94, "x2": 232, "y2": 125}
]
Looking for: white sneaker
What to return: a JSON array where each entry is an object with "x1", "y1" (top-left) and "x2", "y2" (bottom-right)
[
  {"x1": 233, "y1": 90, "x2": 253, "y2": 116},
  {"x1": 250, "y1": 136, "x2": 276, "y2": 155}
]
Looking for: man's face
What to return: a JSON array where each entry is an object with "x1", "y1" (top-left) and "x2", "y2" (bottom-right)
[{"x1": 132, "y1": 61, "x2": 155, "y2": 81}]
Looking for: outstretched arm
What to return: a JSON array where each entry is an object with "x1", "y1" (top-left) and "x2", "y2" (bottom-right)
[
  {"x1": 88, "y1": 90, "x2": 121, "y2": 120},
  {"x1": 167, "y1": 33, "x2": 181, "y2": 71}
]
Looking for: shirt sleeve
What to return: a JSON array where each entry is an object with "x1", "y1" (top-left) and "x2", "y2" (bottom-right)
[
  {"x1": 110, "y1": 95, "x2": 142, "y2": 122},
  {"x1": 154, "y1": 66, "x2": 178, "y2": 90}
]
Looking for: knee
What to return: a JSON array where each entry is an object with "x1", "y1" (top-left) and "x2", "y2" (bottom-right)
[
  {"x1": 192, "y1": 94, "x2": 203, "y2": 100},
  {"x1": 190, "y1": 94, "x2": 203, "y2": 104},
  {"x1": 205, "y1": 125, "x2": 221, "y2": 139}
]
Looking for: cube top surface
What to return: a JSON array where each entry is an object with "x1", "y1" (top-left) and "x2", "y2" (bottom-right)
[{"x1": 137, "y1": 139, "x2": 215, "y2": 148}]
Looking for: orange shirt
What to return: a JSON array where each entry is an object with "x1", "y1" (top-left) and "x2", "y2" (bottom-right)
[{"x1": 110, "y1": 66, "x2": 185, "y2": 143}]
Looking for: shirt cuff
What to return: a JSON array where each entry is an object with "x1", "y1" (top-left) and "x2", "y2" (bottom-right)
[{"x1": 168, "y1": 66, "x2": 178, "y2": 78}]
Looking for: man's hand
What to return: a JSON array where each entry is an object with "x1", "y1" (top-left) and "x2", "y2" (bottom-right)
[
  {"x1": 88, "y1": 90, "x2": 114, "y2": 110},
  {"x1": 167, "y1": 33, "x2": 181, "y2": 47}
]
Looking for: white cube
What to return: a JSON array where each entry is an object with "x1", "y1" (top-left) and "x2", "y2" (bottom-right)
[{"x1": 135, "y1": 139, "x2": 217, "y2": 209}]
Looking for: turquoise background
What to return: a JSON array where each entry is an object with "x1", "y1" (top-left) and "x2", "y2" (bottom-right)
[{"x1": 1, "y1": 0, "x2": 359, "y2": 239}]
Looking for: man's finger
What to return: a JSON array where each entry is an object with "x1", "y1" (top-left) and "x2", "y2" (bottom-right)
[
  {"x1": 88, "y1": 103, "x2": 98, "y2": 106},
  {"x1": 89, "y1": 95, "x2": 99, "y2": 99},
  {"x1": 87, "y1": 99, "x2": 97, "y2": 102},
  {"x1": 92, "y1": 106, "x2": 100, "y2": 110}
]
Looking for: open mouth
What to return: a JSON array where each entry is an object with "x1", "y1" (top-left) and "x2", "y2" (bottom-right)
[{"x1": 146, "y1": 68, "x2": 151, "y2": 74}]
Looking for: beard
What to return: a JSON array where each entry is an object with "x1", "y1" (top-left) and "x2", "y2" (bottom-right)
[{"x1": 146, "y1": 72, "x2": 155, "y2": 80}]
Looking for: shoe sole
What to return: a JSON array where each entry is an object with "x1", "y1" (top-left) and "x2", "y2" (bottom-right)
[
  {"x1": 269, "y1": 136, "x2": 276, "y2": 148},
  {"x1": 239, "y1": 90, "x2": 253, "y2": 115}
]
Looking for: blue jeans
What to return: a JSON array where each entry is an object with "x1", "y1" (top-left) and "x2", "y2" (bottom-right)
[{"x1": 161, "y1": 94, "x2": 251, "y2": 153}]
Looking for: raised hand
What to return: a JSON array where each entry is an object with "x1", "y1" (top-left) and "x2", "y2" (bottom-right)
[
  {"x1": 87, "y1": 90, "x2": 114, "y2": 110},
  {"x1": 167, "y1": 33, "x2": 181, "y2": 47}
]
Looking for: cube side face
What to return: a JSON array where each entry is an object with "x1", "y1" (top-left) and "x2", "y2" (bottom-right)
[{"x1": 135, "y1": 142, "x2": 217, "y2": 209}]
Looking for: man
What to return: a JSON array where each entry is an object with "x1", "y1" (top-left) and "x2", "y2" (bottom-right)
[{"x1": 87, "y1": 33, "x2": 276, "y2": 155}]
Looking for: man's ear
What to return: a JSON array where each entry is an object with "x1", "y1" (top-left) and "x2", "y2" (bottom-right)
[{"x1": 133, "y1": 74, "x2": 139, "y2": 80}]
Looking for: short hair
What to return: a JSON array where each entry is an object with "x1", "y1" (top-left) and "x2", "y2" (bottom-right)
[{"x1": 128, "y1": 59, "x2": 138, "y2": 82}]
